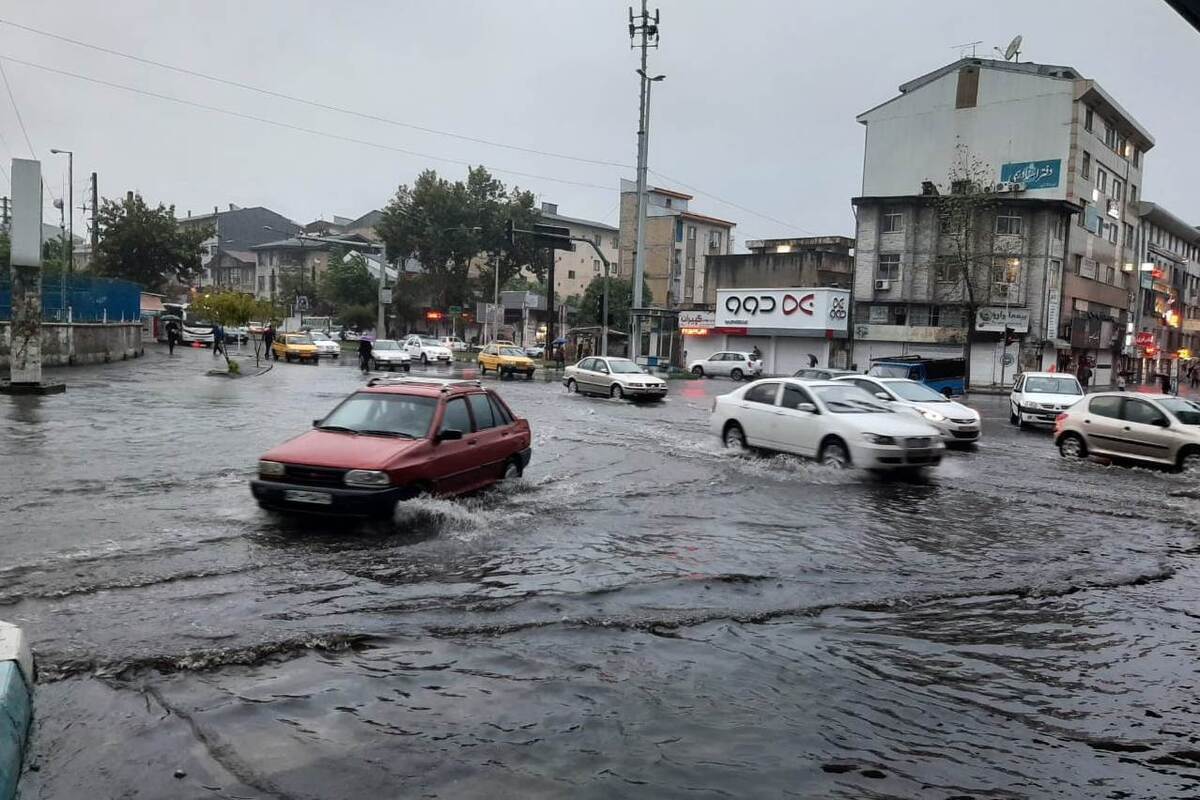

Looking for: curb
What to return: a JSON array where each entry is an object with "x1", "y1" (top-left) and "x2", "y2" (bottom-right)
[{"x1": 0, "y1": 622, "x2": 32, "y2": 800}]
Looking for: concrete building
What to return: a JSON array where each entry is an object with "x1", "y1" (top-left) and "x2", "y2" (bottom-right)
[
  {"x1": 617, "y1": 182, "x2": 736, "y2": 308},
  {"x1": 853, "y1": 56, "x2": 1153, "y2": 388},
  {"x1": 178, "y1": 205, "x2": 301, "y2": 293},
  {"x1": 703, "y1": 236, "x2": 854, "y2": 304},
  {"x1": 539, "y1": 202, "x2": 619, "y2": 300},
  {"x1": 1132, "y1": 202, "x2": 1200, "y2": 380}
]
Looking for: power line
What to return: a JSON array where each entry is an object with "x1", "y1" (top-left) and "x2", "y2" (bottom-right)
[
  {"x1": 649, "y1": 168, "x2": 817, "y2": 236},
  {"x1": 0, "y1": 57, "x2": 57, "y2": 203},
  {"x1": 0, "y1": 17, "x2": 633, "y2": 171},
  {"x1": 0, "y1": 55, "x2": 618, "y2": 194}
]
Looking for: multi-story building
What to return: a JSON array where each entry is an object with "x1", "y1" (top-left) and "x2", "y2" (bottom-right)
[
  {"x1": 852, "y1": 57, "x2": 1153, "y2": 387},
  {"x1": 703, "y1": 236, "x2": 854, "y2": 304},
  {"x1": 617, "y1": 182, "x2": 736, "y2": 309},
  {"x1": 178, "y1": 205, "x2": 300, "y2": 293},
  {"x1": 539, "y1": 202, "x2": 619, "y2": 300},
  {"x1": 1133, "y1": 202, "x2": 1200, "y2": 380}
]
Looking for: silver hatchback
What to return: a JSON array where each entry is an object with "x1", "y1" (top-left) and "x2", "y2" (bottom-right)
[{"x1": 1054, "y1": 392, "x2": 1200, "y2": 474}]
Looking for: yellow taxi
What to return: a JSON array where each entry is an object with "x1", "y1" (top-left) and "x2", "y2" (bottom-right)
[
  {"x1": 478, "y1": 342, "x2": 536, "y2": 379},
  {"x1": 272, "y1": 333, "x2": 320, "y2": 364}
]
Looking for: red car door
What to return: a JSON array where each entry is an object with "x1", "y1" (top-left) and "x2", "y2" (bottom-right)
[
  {"x1": 429, "y1": 396, "x2": 478, "y2": 495},
  {"x1": 465, "y1": 392, "x2": 510, "y2": 487}
]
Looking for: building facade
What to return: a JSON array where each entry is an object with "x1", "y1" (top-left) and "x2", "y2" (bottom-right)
[
  {"x1": 854, "y1": 57, "x2": 1153, "y2": 388},
  {"x1": 703, "y1": 236, "x2": 854, "y2": 304},
  {"x1": 1133, "y1": 202, "x2": 1200, "y2": 380},
  {"x1": 617, "y1": 182, "x2": 736, "y2": 309},
  {"x1": 538, "y1": 202, "x2": 619, "y2": 300},
  {"x1": 178, "y1": 205, "x2": 301, "y2": 291}
]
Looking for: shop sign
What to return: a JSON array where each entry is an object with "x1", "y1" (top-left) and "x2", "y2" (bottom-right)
[
  {"x1": 715, "y1": 288, "x2": 849, "y2": 332},
  {"x1": 975, "y1": 306, "x2": 1030, "y2": 333},
  {"x1": 1000, "y1": 159, "x2": 1061, "y2": 189}
]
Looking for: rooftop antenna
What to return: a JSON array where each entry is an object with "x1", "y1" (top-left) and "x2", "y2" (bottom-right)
[
  {"x1": 952, "y1": 40, "x2": 983, "y2": 58},
  {"x1": 994, "y1": 34, "x2": 1022, "y2": 62}
]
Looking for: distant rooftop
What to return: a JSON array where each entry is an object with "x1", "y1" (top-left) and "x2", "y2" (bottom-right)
[{"x1": 538, "y1": 202, "x2": 617, "y2": 232}]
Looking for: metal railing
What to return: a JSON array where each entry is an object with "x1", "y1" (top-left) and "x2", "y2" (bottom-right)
[{"x1": 0, "y1": 274, "x2": 142, "y2": 323}]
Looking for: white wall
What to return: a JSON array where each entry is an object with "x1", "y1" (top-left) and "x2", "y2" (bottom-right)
[{"x1": 861, "y1": 65, "x2": 1074, "y2": 198}]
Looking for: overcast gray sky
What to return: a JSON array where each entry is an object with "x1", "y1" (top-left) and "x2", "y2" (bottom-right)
[{"x1": 2, "y1": 0, "x2": 1197, "y2": 248}]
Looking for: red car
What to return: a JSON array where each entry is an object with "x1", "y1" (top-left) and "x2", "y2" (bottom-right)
[{"x1": 250, "y1": 378, "x2": 532, "y2": 516}]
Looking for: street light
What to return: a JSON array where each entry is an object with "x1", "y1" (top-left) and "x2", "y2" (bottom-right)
[{"x1": 49, "y1": 149, "x2": 73, "y2": 273}]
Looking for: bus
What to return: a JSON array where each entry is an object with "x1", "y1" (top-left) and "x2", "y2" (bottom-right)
[{"x1": 161, "y1": 302, "x2": 214, "y2": 345}]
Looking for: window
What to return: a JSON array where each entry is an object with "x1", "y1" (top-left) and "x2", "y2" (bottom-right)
[
  {"x1": 710, "y1": 231, "x2": 723, "y2": 248},
  {"x1": 687, "y1": 225, "x2": 696, "y2": 241},
  {"x1": 439, "y1": 398, "x2": 471, "y2": 434},
  {"x1": 611, "y1": 236, "x2": 619, "y2": 249},
  {"x1": 567, "y1": 270, "x2": 575, "y2": 279},
  {"x1": 1082, "y1": 150, "x2": 1091, "y2": 180},
  {"x1": 675, "y1": 220, "x2": 683, "y2": 242},
  {"x1": 488, "y1": 393, "x2": 513, "y2": 426},
  {"x1": 877, "y1": 253, "x2": 901, "y2": 281},
  {"x1": 744, "y1": 383, "x2": 779, "y2": 405},
  {"x1": 1085, "y1": 107, "x2": 1094, "y2": 131},
  {"x1": 995, "y1": 215, "x2": 1022, "y2": 236},
  {"x1": 955, "y1": 66, "x2": 979, "y2": 109},
  {"x1": 992, "y1": 257, "x2": 1021, "y2": 288},
  {"x1": 1123, "y1": 222, "x2": 1134, "y2": 246},
  {"x1": 467, "y1": 393, "x2": 496, "y2": 430},
  {"x1": 593, "y1": 259, "x2": 601, "y2": 273},
  {"x1": 1107, "y1": 223, "x2": 1118, "y2": 244},
  {"x1": 1096, "y1": 169, "x2": 1107, "y2": 194},
  {"x1": 780, "y1": 384, "x2": 815, "y2": 411},
  {"x1": 882, "y1": 212, "x2": 903, "y2": 233},
  {"x1": 939, "y1": 306, "x2": 965, "y2": 328},
  {"x1": 1124, "y1": 399, "x2": 1167, "y2": 427},
  {"x1": 1078, "y1": 201, "x2": 1088, "y2": 228},
  {"x1": 1104, "y1": 122, "x2": 1117, "y2": 149},
  {"x1": 665, "y1": 198, "x2": 673, "y2": 208},
  {"x1": 1053, "y1": 216, "x2": 1066, "y2": 241},
  {"x1": 929, "y1": 305, "x2": 942, "y2": 327},
  {"x1": 908, "y1": 305, "x2": 930, "y2": 326},
  {"x1": 686, "y1": 255, "x2": 696, "y2": 273},
  {"x1": 1113, "y1": 179, "x2": 1123, "y2": 201},
  {"x1": 1103, "y1": 263, "x2": 1115, "y2": 284},
  {"x1": 258, "y1": 276, "x2": 265, "y2": 292},
  {"x1": 935, "y1": 256, "x2": 956, "y2": 282},
  {"x1": 1132, "y1": 148, "x2": 1141, "y2": 168},
  {"x1": 891, "y1": 305, "x2": 908, "y2": 326},
  {"x1": 1117, "y1": 134, "x2": 1127, "y2": 157},
  {"x1": 1089, "y1": 395, "x2": 1122, "y2": 419},
  {"x1": 594, "y1": 233, "x2": 602, "y2": 245}
]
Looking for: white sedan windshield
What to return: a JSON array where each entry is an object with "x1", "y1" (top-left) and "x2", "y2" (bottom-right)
[
  {"x1": 888, "y1": 381, "x2": 948, "y2": 402},
  {"x1": 374, "y1": 340, "x2": 400, "y2": 350},
  {"x1": 815, "y1": 385, "x2": 892, "y2": 413},
  {"x1": 1025, "y1": 377, "x2": 1082, "y2": 395},
  {"x1": 608, "y1": 360, "x2": 644, "y2": 374}
]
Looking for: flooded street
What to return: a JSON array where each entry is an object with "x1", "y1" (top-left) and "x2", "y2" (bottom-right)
[{"x1": 3, "y1": 347, "x2": 1200, "y2": 799}]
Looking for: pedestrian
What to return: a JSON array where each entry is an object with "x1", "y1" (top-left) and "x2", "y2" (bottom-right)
[
  {"x1": 262, "y1": 324, "x2": 275, "y2": 360},
  {"x1": 752, "y1": 345, "x2": 763, "y2": 362},
  {"x1": 807, "y1": 353, "x2": 818, "y2": 368},
  {"x1": 1116, "y1": 371, "x2": 1127, "y2": 391},
  {"x1": 165, "y1": 320, "x2": 179, "y2": 355},
  {"x1": 358, "y1": 336, "x2": 373, "y2": 373},
  {"x1": 212, "y1": 323, "x2": 226, "y2": 358},
  {"x1": 1078, "y1": 362, "x2": 1092, "y2": 389},
  {"x1": 1189, "y1": 362, "x2": 1199, "y2": 390}
]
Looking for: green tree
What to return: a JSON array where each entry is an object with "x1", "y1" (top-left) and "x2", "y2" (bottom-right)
[
  {"x1": 93, "y1": 193, "x2": 211, "y2": 291},
  {"x1": 376, "y1": 166, "x2": 541, "y2": 310},
  {"x1": 321, "y1": 249, "x2": 379, "y2": 308},
  {"x1": 578, "y1": 275, "x2": 651, "y2": 331},
  {"x1": 337, "y1": 303, "x2": 377, "y2": 332},
  {"x1": 276, "y1": 265, "x2": 322, "y2": 316},
  {"x1": 190, "y1": 291, "x2": 276, "y2": 371}
]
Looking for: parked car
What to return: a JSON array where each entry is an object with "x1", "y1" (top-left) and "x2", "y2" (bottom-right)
[
  {"x1": 832, "y1": 375, "x2": 981, "y2": 443},
  {"x1": 478, "y1": 343, "x2": 536, "y2": 379},
  {"x1": 308, "y1": 330, "x2": 342, "y2": 359},
  {"x1": 688, "y1": 351, "x2": 764, "y2": 381},
  {"x1": 868, "y1": 356, "x2": 966, "y2": 397},
  {"x1": 1055, "y1": 392, "x2": 1200, "y2": 474},
  {"x1": 250, "y1": 377, "x2": 533, "y2": 516},
  {"x1": 271, "y1": 333, "x2": 319, "y2": 364},
  {"x1": 710, "y1": 379, "x2": 945, "y2": 470},
  {"x1": 564, "y1": 357, "x2": 668, "y2": 401},
  {"x1": 369, "y1": 339, "x2": 412, "y2": 372},
  {"x1": 404, "y1": 335, "x2": 454, "y2": 365},
  {"x1": 524, "y1": 345, "x2": 546, "y2": 359},
  {"x1": 439, "y1": 336, "x2": 468, "y2": 353},
  {"x1": 793, "y1": 367, "x2": 857, "y2": 381},
  {"x1": 1009, "y1": 372, "x2": 1083, "y2": 427}
]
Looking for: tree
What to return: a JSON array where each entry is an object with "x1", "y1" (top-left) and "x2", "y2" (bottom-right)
[
  {"x1": 933, "y1": 145, "x2": 1016, "y2": 387},
  {"x1": 321, "y1": 249, "x2": 379, "y2": 308},
  {"x1": 337, "y1": 303, "x2": 376, "y2": 332},
  {"x1": 93, "y1": 193, "x2": 211, "y2": 291},
  {"x1": 577, "y1": 275, "x2": 651, "y2": 332},
  {"x1": 190, "y1": 291, "x2": 276, "y2": 371},
  {"x1": 376, "y1": 167, "x2": 541, "y2": 310}
]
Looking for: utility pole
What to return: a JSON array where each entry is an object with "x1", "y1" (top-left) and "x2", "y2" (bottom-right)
[
  {"x1": 50, "y1": 150, "x2": 72, "y2": 273},
  {"x1": 629, "y1": 1, "x2": 660, "y2": 359},
  {"x1": 545, "y1": 247, "x2": 556, "y2": 349},
  {"x1": 89, "y1": 172, "x2": 98, "y2": 267},
  {"x1": 1, "y1": 196, "x2": 10, "y2": 231},
  {"x1": 376, "y1": 240, "x2": 388, "y2": 338}
]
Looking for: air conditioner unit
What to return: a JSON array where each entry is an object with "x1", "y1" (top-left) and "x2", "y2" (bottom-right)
[
  {"x1": 995, "y1": 182, "x2": 1013, "y2": 193},
  {"x1": 1010, "y1": 181, "x2": 1027, "y2": 192},
  {"x1": 874, "y1": 279, "x2": 891, "y2": 291}
]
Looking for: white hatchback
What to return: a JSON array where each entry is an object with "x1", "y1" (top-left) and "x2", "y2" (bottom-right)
[
  {"x1": 710, "y1": 379, "x2": 945, "y2": 470},
  {"x1": 404, "y1": 335, "x2": 454, "y2": 365},
  {"x1": 1009, "y1": 372, "x2": 1084, "y2": 427},
  {"x1": 832, "y1": 375, "x2": 982, "y2": 444},
  {"x1": 308, "y1": 330, "x2": 341, "y2": 358}
]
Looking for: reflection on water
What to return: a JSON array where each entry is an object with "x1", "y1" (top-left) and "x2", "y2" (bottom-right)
[{"x1": 4, "y1": 349, "x2": 1200, "y2": 798}]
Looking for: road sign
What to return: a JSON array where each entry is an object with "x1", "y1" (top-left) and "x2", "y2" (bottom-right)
[
  {"x1": 449, "y1": 305, "x2": 462, "y2": 315},
  {"x1": 1002, "y1": 353, "x2": 1015, "y2": 366},
  {"x1": 381, "y1": 288, "x2": 392, "y2": 304}
]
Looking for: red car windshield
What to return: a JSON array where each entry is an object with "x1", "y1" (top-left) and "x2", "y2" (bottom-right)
[{"x1": 318, "y1": 393, "x2": 438, "y2": 438}]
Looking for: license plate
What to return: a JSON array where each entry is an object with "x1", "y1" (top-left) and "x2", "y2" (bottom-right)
[{"x1": 285, "y1": 489, "x2": 332, "y2": 505}]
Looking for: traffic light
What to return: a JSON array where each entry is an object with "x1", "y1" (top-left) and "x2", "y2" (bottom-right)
[
  {"x1": 504, "y1": 219, "x2": 514, "y2": 248},
  {"x1": 1003, "y1": 326, "x2": 1017, "y2": 346}
]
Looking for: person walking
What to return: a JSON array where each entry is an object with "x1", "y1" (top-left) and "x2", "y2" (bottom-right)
[
  {"x1": 358, "y1": 336, "x2": 374, "y2": 373},
  {"x1": 211, "y1": 323, "x2": 226, "y2": 358},
  {"x1": 1190, "y1": 362, "x2": 1199, "y2": 391},
  {"x1": 165, "y1": 320, "x2": 179, "y2": 355},
  {"x1": 262, "y1": 325, "x2": 275, "y2": 361},
  {"x1": 1078, "y1": 361, "x2": 1092, "y2": 390}
]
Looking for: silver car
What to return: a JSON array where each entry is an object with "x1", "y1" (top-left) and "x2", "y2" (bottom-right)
[
  {"x1": 564, "y1": 357, "x2": 667, "y2": 401},
  {"x1": 1055, "y1": 392, "x2": 1200, "y2": 474},
  {"x1": 688, "y1": 351, "x2": 764, "y2": 381}
]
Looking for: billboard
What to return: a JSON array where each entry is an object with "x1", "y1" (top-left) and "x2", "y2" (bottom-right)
[
  {"x1": 715, "y1": 288, "x2": 850, "y2": 332},
  {"x1": 975, "y1": 306, "x2": 1030, "y2": 333},
  {"x1": 1000, "y1": 159, "x2": 1061, "y2": 190}
]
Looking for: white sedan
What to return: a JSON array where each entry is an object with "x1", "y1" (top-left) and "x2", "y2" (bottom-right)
[
  {"x1": 832, "y1": 375, "x2": 981, "y2": 444},
  {"x1": 439, "y1": 336, "x2": 468, "y2": 353},
  {"x1": 404, "y1": 335, "x2": 454, "y2": 365},
  {"x1": 308, "y1": 330, "x2": 341, "y2": 358},
  {"x1": 710, "y1": 379, "x2": 945, "y2": 470},
  {"x1": 368, "y1": 339, "x2": 412, "y2": 372},
  {"x1": 564, "y1": 356, "x2": 668, "y2": 401}
]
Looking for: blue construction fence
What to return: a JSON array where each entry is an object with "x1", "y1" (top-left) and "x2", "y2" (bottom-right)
[{"x1": 0, "y1": 274, "x2": 142, "y2": 323}]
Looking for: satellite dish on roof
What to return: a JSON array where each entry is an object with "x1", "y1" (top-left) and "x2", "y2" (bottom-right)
[{"x1": 1004, "y1": 34, "x2": 1022, "y2": 62}]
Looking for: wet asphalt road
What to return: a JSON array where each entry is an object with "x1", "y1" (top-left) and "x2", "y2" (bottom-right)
[{"x1": 2, "y1": 345, "x2": 1200, "y2": 799}]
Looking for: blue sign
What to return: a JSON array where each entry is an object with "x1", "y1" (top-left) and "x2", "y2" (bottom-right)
[{"x1": 1000, "y1": 159, "x2": 1061, "y2": 189}]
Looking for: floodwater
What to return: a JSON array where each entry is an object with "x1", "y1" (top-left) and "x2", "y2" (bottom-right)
[{"x1": 2, "y1": 346, "x2": 1199, "y2": 799}]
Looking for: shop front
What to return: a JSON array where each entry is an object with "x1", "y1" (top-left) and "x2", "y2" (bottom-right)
[{"x1": 680, "y1": 288, "x2": 850, "y2": 375}]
